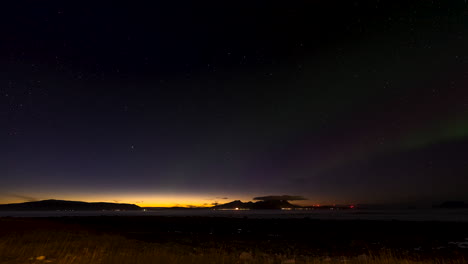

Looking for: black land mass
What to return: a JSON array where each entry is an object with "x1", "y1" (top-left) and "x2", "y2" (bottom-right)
[
  {"x1": 0, "y1": 199, "x2": 141, "y2": 211},
  {"x1": 213, "y1": 200, "x2": 301, "y2": 210}
]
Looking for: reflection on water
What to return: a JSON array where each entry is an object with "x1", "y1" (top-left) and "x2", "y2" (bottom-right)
[{"x1": 1, "y1": 209, "x2": 468, "y2": 221}]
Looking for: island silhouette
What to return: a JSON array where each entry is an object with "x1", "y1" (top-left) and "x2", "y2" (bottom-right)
[
  {"x1": 212, "y1": 195, "x2": 306, "y2": 210},
  {"x1": 0, "y1": 199, "x2": 141, "y2": 211}
]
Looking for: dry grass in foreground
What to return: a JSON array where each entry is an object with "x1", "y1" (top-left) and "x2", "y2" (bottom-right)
[{"x1": 0, "y1": 231, "x2": 465, "y2": 264}]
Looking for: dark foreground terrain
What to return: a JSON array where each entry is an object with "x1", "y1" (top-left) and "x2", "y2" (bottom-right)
[{"x1": 1, "y1": 216, "x2": 468, "y2": 263}]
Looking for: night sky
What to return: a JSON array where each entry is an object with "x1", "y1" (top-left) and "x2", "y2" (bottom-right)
[{"x1": 2, "y1": 1, "x2": 468, "y2": 207}]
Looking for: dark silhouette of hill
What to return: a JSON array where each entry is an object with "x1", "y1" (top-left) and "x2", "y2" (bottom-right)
[
  {"x1": 0, "y1": 199, "x2": 141, "y2": 211},
  {"x1": 212, "y1": 200, "x2": 253, "y2": 209},
  {"x1": 213, "y1": 199, "x2": 300, "y2": 210},
  {"x1": 251, "y1": 200, "x2": 301, "y2": 209}
]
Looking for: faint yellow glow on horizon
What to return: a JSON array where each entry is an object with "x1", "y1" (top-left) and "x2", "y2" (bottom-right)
[
  {"x1": 0, "y1": 192, "x2": 256, "y2": 208},
  {"x1": 0, "y1": 198, "x2": 213, "y2": 208},
  {"x1": 0, "y1": 191, "x2": 330, "y2": 207}
]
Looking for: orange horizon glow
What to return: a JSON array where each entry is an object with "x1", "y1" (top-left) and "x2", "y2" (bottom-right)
[
  {"x1": 0, "y1": 193, "x2": 252, "y2": 208},
  {"x1": 0, "y1": 198, "x2": 221, "y2": 208},
  {"x1": 0, "y1": 197, "x2": 331, "y2": 208},
  {"x1": 0, "y1": 192, "x2": 338, "y2": 207}
]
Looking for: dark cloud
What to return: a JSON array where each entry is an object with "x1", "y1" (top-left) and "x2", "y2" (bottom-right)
[
  {"x1": 253, "y1": 195, "x2": 307, "y2": 201},
  {"x1": 206, "y1": 197, "x2": 229, "y2": 201},
  {"x1": 7, "y1": 194, "x2": 38, "y2": 202}
]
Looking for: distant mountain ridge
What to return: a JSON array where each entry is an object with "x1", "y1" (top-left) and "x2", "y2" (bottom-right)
[
  {"x1": 213, "y1": 199, "x2": 301, "y2": 210},
  {"x1": 0, "y1": 199, "x2": 141, "y2": 211}
]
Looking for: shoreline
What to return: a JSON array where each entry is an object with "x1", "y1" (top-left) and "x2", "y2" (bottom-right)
[{"x1": 1, "y1": 208, "x2": 468, "y2": 222}]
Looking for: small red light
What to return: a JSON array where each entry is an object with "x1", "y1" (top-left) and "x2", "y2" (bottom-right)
[{"x1": 349, "y1": 205, "x2": 355, "y2": 209}]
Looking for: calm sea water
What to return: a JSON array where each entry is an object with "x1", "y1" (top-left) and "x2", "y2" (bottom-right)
[{"x1": 1, "y1": 209, "x2": 468, "y2": 222}]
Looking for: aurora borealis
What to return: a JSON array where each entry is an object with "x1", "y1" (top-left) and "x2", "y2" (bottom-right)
[{"x1": 2, "y1": 0, "x2": 468, "y2": 207}]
